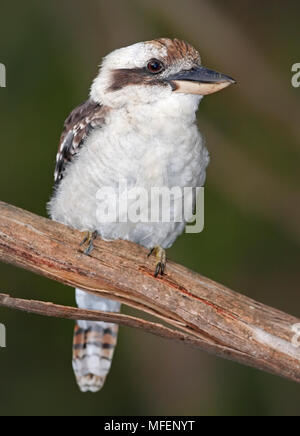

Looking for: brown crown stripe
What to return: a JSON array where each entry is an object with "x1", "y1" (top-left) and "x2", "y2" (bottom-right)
[{"x1": 148, "y1": 38, "x2": 200, "y2": 65}]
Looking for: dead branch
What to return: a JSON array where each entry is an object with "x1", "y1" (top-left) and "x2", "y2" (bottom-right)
[
  {"x1": 0, "y1": 201, "x2": 299, "y2": 383},
  {"x1": 0, "y1": 293, "x2": 219, "y2": 350}
]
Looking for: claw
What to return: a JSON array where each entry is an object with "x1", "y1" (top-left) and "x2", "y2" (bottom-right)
[
  {"x1": 84, "y1": 240, "x2": 94, "y2": 256},
  {"x1": 79, "y1": 231, "x2": 98, "y2": 256},
  {"x1": 148, "y1": 246, "x2": 167, "y2": 277},
  {"x1": 147, "y1": 248, "x2": 155, "y2": 258},
  {"x1": 80, "y1": 233, "x2": 89, "y2": 247},
  {"x1": 154, "y1": 262, "x2": 163, "y2": 277}
]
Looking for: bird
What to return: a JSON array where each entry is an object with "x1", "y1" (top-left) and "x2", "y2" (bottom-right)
[{"x1": 48, "y1": 38, "x2": 235, "y2": 393}]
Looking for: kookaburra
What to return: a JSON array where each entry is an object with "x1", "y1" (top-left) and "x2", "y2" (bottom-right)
[{"x1": 48, "y1": 38, "x2": 235, "y2": 393}]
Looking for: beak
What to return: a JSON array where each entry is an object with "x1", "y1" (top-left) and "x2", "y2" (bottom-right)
[{"x1": 167, "y1": 65, "x2": 236, "y2": 95}]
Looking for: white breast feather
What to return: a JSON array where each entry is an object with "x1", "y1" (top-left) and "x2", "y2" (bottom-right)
[{"x1": 49, "y1": 93, "x2": 209, "y2": 249}]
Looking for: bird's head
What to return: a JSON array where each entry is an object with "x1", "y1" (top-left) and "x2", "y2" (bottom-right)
[{"x1": 90, "y1": 38, "x2": 235, "y2": 108}]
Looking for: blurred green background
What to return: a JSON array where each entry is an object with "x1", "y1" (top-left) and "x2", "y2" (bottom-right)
[{"x1": 0, "y1": 0, "x2": 299, "y2": 416}]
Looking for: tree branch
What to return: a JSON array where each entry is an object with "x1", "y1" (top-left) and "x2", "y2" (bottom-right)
[
  {"x1": 0, "y1": 201, "x2": 299, "y2": 383},
  {"x1": 0, "y1": 293, "x2": 219, "y2": 350}
]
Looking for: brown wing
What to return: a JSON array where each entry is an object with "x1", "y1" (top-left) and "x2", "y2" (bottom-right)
[{"x1": 54, "y1": 99, "x2": 106, "y2": 184}]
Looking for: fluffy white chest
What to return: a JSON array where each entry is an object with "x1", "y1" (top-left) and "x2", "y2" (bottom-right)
[{"x1": 49, "y1": 94, "x2": 209, "y2": 248}]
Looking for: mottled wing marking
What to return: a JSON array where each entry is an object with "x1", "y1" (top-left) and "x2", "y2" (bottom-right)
[{"x1": 54, "y1": 99, "x2": 106, "y2": 184}]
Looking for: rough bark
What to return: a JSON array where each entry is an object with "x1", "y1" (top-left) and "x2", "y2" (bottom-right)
[{"x1": 0, "y1": 201, "x2": 299, "y2": 383}]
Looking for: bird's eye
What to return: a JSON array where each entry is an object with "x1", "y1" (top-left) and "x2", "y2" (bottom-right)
[{"x1": 147, "y1": 59, "x2": 165, "y2": 74}]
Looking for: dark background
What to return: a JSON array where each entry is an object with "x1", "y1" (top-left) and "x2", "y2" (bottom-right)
[{"x1": 0, "y1": 0, "x2": 299, "y2": 416}]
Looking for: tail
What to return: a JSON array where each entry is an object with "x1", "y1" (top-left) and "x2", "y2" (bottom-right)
[{"x1": 72, "y1": 289, "x2": 121, "y2": 393}]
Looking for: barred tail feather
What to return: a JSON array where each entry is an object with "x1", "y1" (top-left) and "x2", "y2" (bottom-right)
[
  {"x1": 72, "y1": 323, "x2": 119, "y2": 392},
  {"x1": 73, "y1": 289, "x2": 121, "y2": 393}
]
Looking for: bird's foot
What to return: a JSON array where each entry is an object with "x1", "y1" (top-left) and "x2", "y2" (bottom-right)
[
  {"x1": 148, "y1": 246, "x2": 167, "y2": 277},
  {"x1": 80, "y1": 231, "x2": 98, "y2": 255}
]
